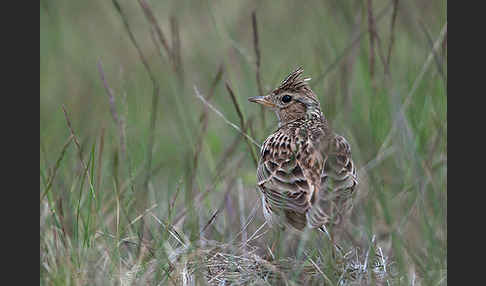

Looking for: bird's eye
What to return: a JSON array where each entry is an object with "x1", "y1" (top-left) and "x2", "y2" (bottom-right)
[{"x1": 281, "y1": 95, "x2": 292, "y2": 103}]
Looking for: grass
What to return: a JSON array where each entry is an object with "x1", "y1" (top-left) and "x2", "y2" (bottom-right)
[{"x1": 40, "y1": 0, "x2": 447, "y2": 284}]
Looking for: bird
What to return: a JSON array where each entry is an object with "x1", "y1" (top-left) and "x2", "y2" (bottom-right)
[{"x1": 248, "y1": 67, "x2": 358, "y2": 236}]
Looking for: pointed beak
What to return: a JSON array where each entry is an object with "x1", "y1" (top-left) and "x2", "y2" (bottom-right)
[{"x1": 248, "y1": 95, "x2": 276, "y2": 108}]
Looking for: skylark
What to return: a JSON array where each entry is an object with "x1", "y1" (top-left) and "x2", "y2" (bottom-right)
[{"x1": 248, "y1": 67, "x2": 358, "y2": 234}]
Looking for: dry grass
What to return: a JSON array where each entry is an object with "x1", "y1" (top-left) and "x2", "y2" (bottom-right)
[{"x1": 116, "y1": 237, "x2": 397, "y2": 285}]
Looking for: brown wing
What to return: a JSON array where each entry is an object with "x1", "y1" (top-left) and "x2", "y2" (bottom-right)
[
  {"x1": 327, "y1": 134, "x2": 358, "y2": 194},
  {"x1": 257, "y1": 130, "x2": 316, "y2": 230},
  {"x1": 307, "y1": 134, "x2": 358, "y2": 227}
]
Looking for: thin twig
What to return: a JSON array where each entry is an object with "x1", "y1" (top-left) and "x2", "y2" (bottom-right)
[
  {"x1": 191, "y1": 65, "x2": 224, "y2": 190},
  {"x1": 367, "y1": 0, "x2": 376, "y2": 83},
  {"x1": 251, "y1": 11, "x2": 265, "y2": 131},
  {"x1": 97, "y1": 61, "x2": 121, "y2": 127},
  {"x1": 40, "y1": 134, "x2": 74, "y2": 201},
  {"x1": 129, "y1": 204, "x2": 159, "y2": 226},
  {"x1": 113, "y1": 0, "x2": 158, "y2": 85},
  {"x1": 61, "y1": 105, "x2": 96, "y2": 200},
  {"x1": 226, "y1": 82, "x2": 245, "y2": 129},
  {"x1": 137, "y1": 0, "x2": 172, "y2": 61},
  {"x1": 245, "y1": 220, "x2": 267, "y2": 244},
  {"x1": 359, "y1": 146, "x2": 396, "y2": 174},
  {"x1": 363, "y1": 235, "x2": 376, "y2": 272},
  {"x1": 97, "y1": 60, "x2": 127, "y2": 155},
  {"x1": 170, "y1": 16, "x2": 184, "y2": 82},
  {"x1": 150, "y1": 213, "x2": 187, "y2": 247},
  {"x1": 168, "y1": 177, "x2": 183, "y2": 218},
  {"x1": 307, "y1": 255, "x2": 333, "y2": 284},
  {"x1": 193, "y1": 85, "x2": 261, "y2": 149},
  {"x1": 199, "y1": 187, "x2": 231, "y2": 237},
  {"x1": 231, "y1": 198, "x2": 261, "y2": 245},
  {"x1": 225, "y1": 82, "x2": 259, "y2": 166},
  {"x1": 385, "y1": 0, "x2": 399, "y2": 75},
  {"x1": 96, "y1": 127, "x2": 105, "y2": 189},
  {"x1": 418, "y1": 19, "x2": 445, "y2": 82},
  {"x1": 373, "y1": 32, "x2": 390, "y2": 71},
  {"x1": 150, "y1": 26, "x2": 166, "y2": 65}
]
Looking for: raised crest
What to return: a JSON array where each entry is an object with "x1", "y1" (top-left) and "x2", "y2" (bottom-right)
[{"x1": 274, "y1": 66, "x2": 312, "y2": 93}]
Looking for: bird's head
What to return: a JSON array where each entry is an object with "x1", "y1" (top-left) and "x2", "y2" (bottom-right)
[{"x1": 248, "y1": 67, "x2": 321, "y2": 126}]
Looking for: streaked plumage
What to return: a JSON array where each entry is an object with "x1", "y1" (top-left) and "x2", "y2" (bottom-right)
[{"x1": 249, "y1": 67, "x2": 358, "y2": 231}]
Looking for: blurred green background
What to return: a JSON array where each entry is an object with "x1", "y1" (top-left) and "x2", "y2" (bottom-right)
[{"x1": 40, "y1": 0, "x2": 446, "y2": 284}]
